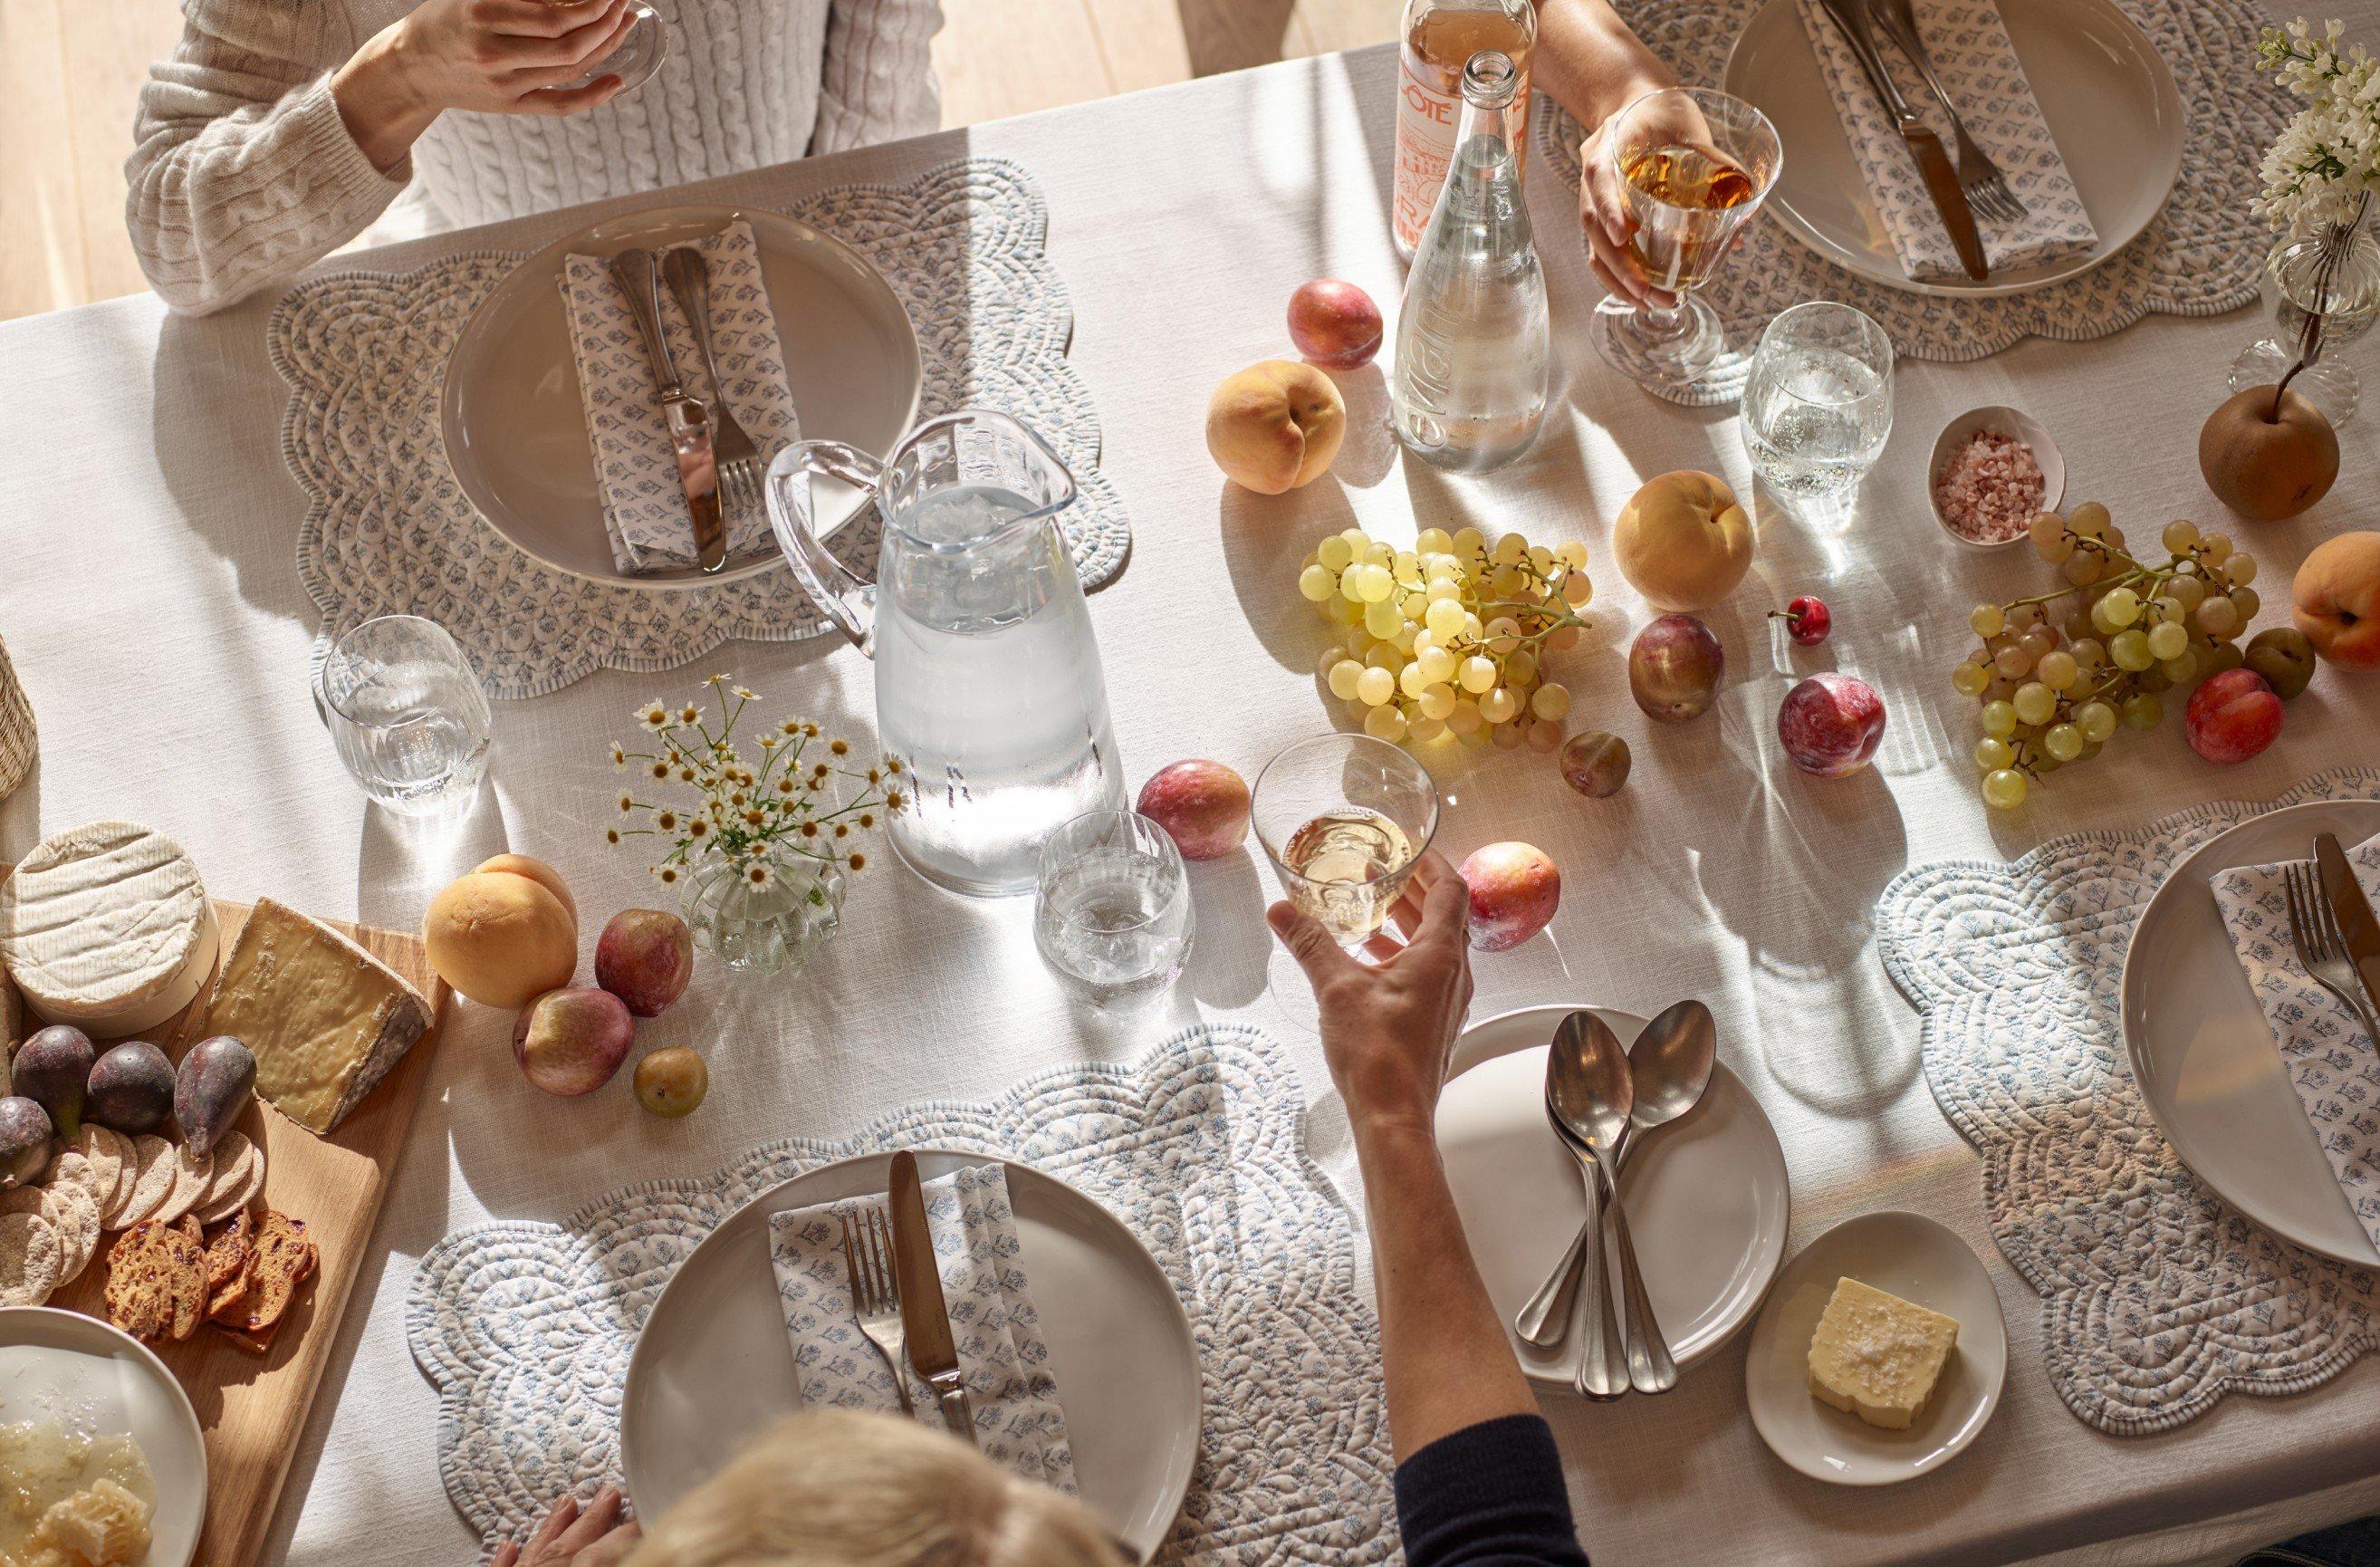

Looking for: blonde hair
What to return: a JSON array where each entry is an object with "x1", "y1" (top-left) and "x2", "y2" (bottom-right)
[{"x1": 623, "y1": 1410, "x2": 1127, "y2": 1567}]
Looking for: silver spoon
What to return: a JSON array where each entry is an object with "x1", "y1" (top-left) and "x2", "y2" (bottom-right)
[
  {"x1": 1606, "y1": 1000, "x2": 1716, "y2": 1392},
  {"x1": 1516, "y1": 1001, "x2": 1718, "y2": 1356},
  {"x1": 1543, "y1": 1012, "x2": 1633, "y2": 1400}
]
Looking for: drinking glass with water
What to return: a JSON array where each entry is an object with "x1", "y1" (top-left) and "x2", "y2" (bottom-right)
[
  {"x1": 1033, "y1": 811, "x2": 1195, "y2": 998},
  {"x1": 1742, "y1": 302, "x2": 1894, "y2": 518},
  {"x1": 313, "y1": 615, "x2": 493, "y2": 814}
]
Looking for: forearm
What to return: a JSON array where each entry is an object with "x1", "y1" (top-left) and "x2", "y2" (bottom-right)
[
  {"x1": 1355, "y1": 1119, "x2": 1539, "y2": 1461},
  {"x1": 331, "y1": 26, "x2": 440, "y2": 172},
  {"x1": 1531, "y1": 0, "x2": 1674, "y2": 130}
]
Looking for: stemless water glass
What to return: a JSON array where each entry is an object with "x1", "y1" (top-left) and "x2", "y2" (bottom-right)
[
  {"x1": 314, "y1": 616, "x2": 494, "y2": 815},
  {"x1": 1032, "y1": 811, "x2": 1195, "y2": 999},
  {"x1": 1588, "y1": 86, "x2": 1781, "y2": 396},
  {"x1": 1742, "y1": 302, "x2": 1894, "y2": 518},
  {"x1": 551, "y1": 0, "x2": 669, "y2": 94},
  {"x1": 1252, "y1": 735, "x2": 1439, "y2": 950}
]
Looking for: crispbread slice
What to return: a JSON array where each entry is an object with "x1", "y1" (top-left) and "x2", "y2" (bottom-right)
[
  {"x1": 197, "y1": 1132, "x2": 254, "y2": 1206},
  {"x1": 152, "y1": 1145, "x2": 214, "y2": 1225},
  {"x1": 64, "y1": 1125, "x2": 126, "y2": 1198},
  {"x1": 43, "y1": 1149, "x2": 110, "y2": 1217},
  {"x1": 226, "y1": 1210, "x2": 315, "y2": 1336},
  {"x1": 6, "y1": 1181, "x2": 99, "y2": 1285},
  {"x1": 0, "y1": 1210, "x2": 60, "y2": 1307},
  {"x1": 114, "y1": 1137, "x2": 175, "y2": 1229},
  {"x1": 161, "y1": 1220, "x2": 206, "y2": 1340},
  {"x1": 203, "y1": 1209, "x2": 254, "y2": 1293},
  {"x1": 94, "y1": 1126, "x2": 136, "y2": 1217},
  {"x1": 102, "y1": 1219, "x2": 201, "y2": 1341},
  {"x1": 194, "y1": 1141, "x2": 265, "y2": 1226}
]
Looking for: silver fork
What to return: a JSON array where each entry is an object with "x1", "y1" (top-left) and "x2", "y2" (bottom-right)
[
  {"x1": 2286, "y1": 860, "x2": 2380, "y2": 1045},
  {"x1": 662, "y1": 245, "x2": 765, "y2": 530},
  {"x1": 840, "y1": 1209, "x2": 916, "y2": 1415},
  {"x1": 1866, "y1": 0, "x2": 2029, "y2": 226}
]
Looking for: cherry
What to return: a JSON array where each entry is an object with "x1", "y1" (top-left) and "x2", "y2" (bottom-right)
[{"x1": 1772, "y1": 595, "x2": 1832, "y2": 646}]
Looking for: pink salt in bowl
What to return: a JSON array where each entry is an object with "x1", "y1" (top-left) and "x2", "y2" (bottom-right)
[{"x1": 1927, "y1": 407, "x2": 2065, "y2": 551}]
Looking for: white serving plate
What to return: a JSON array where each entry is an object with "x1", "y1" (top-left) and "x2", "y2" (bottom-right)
[
  {"x1": 440, "y1": 204, "x2": 923, "y2": 590},
  {"x1": 2123, "y1": 798, "x2": 2380, "y2": 1266},
  {"x1": 1435, "y1": 1005, "x2": 1791, "y2": 1388},
  {"x1": 0, "y1": 1306, "x2": 208, "y2": 1566},
  {"x1": 620, "y1": 1150, "x2": 1199, "y2": 1560},
  {"x1": 1743, "y1": 1211, "x2": 2007, "y2": 1485},
  {"x1": 1724, "y1": 0, "x2": 2185, "y2": 298}
]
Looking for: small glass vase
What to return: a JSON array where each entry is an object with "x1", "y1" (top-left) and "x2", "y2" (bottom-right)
[
  {"x1": 2228, "y1": 222, "x2": 2380, "y2": 428},
  {"x1": 682, "y1": 852, "x2": 847, "y2": 976}
]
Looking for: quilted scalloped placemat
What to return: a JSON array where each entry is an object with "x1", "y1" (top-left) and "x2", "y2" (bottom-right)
[
  {"x1": 271, "y1": 158, "x2": 1129, "y2": 699},
  {"x1": 407, "y1": 1025, "x2": 1396, "y2": 1564},
  {"x1": 1536, "y1": 0, "x2": 2287, "y2": 403},
  {"x1": 1876, "y1": 769, "x2": 2380, "y2": 1436}
]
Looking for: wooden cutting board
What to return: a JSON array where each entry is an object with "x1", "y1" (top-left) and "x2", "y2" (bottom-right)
[{"x1": 29, "y1": 896, "x2": 450, "y2": 1567}]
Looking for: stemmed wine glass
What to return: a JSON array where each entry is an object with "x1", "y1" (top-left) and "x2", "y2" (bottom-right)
[
  {"x1": 1588, "y1": 86, "x2": 1782, "y2": 397},
  {"x1": 552, "y1": 0, "x2": 669, "y2": 96}
]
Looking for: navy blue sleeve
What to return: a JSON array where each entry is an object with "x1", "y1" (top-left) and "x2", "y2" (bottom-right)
[{"x1": 1392, "y1": 1414, "x2": 1592, "y2": 1567}]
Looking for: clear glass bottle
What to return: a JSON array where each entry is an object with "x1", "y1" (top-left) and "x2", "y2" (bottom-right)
[
  {"x1": 1392, "y1": 0, "x2": 1536, "y2": 257},
  {"x1": 1392, "y1": 51, "x2": 1550, "y2": 474}
]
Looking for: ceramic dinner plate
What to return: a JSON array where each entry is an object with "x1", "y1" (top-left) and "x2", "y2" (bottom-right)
[
  {"x1": 1724, "y1": 0, "x2": 2185, "y2": 297},
  {"x1": 1743, "y1": 1211, "x2": 2006, "y2": 1485},
  {"x1": 0, "y1": 1306, "x2": 207, "y2": 1566},
  {"x1": 2124, "y1": 798, "x2": 2380, "y2": 1266},
  {"x1": 1436, "y1": 1005, "x2": 1790, "y2": 1388},
  {"x1": 440, "y1": 204, "x2": 923, "y2": 590},
  {"x1": 620, "y1": 1150, "x2": 1199, "y2": 1560}
]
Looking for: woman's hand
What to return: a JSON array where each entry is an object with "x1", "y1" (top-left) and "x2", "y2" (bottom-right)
[
  {"x1": 1268, "y1": 851, "x2": 1474, "y2": 1139},
  {"x1": 490, "y1": 1485, "x2": 640, "y2": 1567},
  {"x1": 1577, "y1": 89, "x2": 1715, "y2": 312},
  {"x1": 334, "y1": 0, "x2": 638, "y2": 170}
]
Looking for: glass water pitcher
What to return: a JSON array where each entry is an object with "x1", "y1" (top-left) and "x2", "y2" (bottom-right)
[{"x1": 766, "y1": 410, "x2": 1126, "y2": 897}]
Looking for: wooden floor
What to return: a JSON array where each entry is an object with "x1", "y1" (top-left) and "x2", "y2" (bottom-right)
[{"x1": 0, "y1": 0, "x2": 1396, "y2": 322}]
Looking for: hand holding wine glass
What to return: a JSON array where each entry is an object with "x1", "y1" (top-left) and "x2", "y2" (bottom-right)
[{"x1": 1579, "y1": 88, "x2": 1723, "y2": 309}]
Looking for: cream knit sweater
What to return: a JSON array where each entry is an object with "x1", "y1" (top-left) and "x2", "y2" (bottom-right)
[{"x1": 128, "y1": 0, "x2": 942, "y2": 314}]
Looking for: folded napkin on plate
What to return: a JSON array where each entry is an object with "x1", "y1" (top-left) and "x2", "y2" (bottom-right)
[
  {"x1": 767, "y1": 1162, "x2": 1075, "y2": 1489},
  {"x1": 1791, "y1": 0, "x2": 2097, "y2": 282},
  {"x1": 2212, "y1": 831, "x2": 2380, "y2": 1249},
  {"x1": 558, "y1": 218, "x2": 798, "y2": 574}
]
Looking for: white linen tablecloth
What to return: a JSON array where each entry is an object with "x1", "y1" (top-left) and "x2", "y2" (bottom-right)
[{"x1": 5, "y1": 34, "x2": 2380, "y2": 1567}]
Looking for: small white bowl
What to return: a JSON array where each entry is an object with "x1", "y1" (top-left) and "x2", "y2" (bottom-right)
[{"x1": 1927, "y1": 405, "x2": 2066, "y2": 550}]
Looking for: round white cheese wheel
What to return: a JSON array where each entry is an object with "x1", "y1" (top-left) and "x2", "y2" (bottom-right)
[{"x1": 0, "y1": 821, "x2": 217, "y2": 1039}]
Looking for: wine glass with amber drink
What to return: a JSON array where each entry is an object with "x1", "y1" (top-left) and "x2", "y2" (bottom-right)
[{"x1": 1588, "y1": 86, "x2": 1781, "y2": 396}]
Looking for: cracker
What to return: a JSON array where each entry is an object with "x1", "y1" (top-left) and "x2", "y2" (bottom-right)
[
  {"x1": 8, "y1": 1182, "x2": 99, "y2": 1284},
  {"x1": 152, "y1": 1146, "x2": 214, "y2": 1226},
  {"x1": 44, "y1": 1150, "x2": 110, "y2": 1217},
  {"x1": 94, "y1": 1126, "x2": 136, "y2": 1217},
  {"x1": 193, "y1": 1142, "x2": 265, "y2": 1226},
  {"x1": 64, "y1": 1125, "x2": 126, "y2": 1206},
  {"x1": 197, "y1": 1133, "x2": 254, "y2": 1208},
  {"x1": 115, "y1": 1138, "x2": 176, "y2": 1229},
  {"x1": 0, "y1": 1210, "x2": 59, "y2": 1306}
]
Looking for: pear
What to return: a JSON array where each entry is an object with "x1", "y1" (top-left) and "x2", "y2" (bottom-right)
[{"x1": 2198, "y1": 385, "x2": 2338, "y2": 522}]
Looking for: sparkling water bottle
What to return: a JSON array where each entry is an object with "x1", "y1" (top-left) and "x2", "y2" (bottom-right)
[{"x1": 1392, "y1": 49, "x2": 1550, "y2": 474}]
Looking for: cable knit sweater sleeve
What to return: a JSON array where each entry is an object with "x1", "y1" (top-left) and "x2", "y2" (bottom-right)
[
  {"x1": 126, "y1": 0, "x2": 409, "y2": 315},
  {"x1": 812, "y1": 0, "x2": 945, "y2": 154}
]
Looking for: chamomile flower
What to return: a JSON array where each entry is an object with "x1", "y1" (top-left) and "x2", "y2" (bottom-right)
[
  {"x1": 830, "y1": 740, "x2": 849, "y2": 756},
  {"x1": 611, "y1": 745, "x2": 628, "y2": 768},
  {"x1": 849, "y1": 852, "x2": 868, "y2": 871},
  {"x1": 743, "y1": 860, "x2": 774, "y2": 888},
  {"x1": 638, "y1": 703, "x2": 670, "y2": 732},
  {"x1": 605, "y1": 828, "x2": 621, "y2": 845},
  {"x1": 653, "y1": 864, "x2": 681, "y2": 886},
  {"x1": 734, "y1": 687, "x2": 758, "y2": 701},
  {"x1": 619, "y1": 794, "x2": 636, "y2": 814}
]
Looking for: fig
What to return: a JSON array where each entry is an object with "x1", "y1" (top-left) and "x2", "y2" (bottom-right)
[
  {"x1": 175, "y1": 1035, "x2": 256, "y2": 1156},
  {"x1": 0, "y1": 1096, "x2": 52, "y2": 1189},
  {"x1": 86, "y1": 1040, "x2": 176, "y2": 1135},
  {"x1": 12, "y1": 1025, "x2": 94, "y2": 1140}
]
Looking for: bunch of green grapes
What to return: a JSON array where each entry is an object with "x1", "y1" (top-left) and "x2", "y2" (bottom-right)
[
  {"x1": 1951, "y1": 503, "x2": 2263, "y2": 809},
  {"x1": 1298, "y1": 524, "x2": 1593, "y2": 750}
]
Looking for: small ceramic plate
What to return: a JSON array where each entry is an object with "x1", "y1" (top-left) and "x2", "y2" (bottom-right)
[
  {"x1": 1435, "y1": 1005, "x2": 1791, "y2": 1389},
  {"x1": 440, "y1": 204, "x2": 923, "y2": 591},
  {"x1": 1743, "y1": 1212, "x2": 2007, "y2": 1485},
  {"x1": 0, "y1": 1306, "x2": 208, "y2": 1566},
  {"x1": 1927, "y1": 406, "x2": 2066, "y2": 549},
  {"x1": 621, "y1": 1150, "x2": 1199, "y2": 1561}
]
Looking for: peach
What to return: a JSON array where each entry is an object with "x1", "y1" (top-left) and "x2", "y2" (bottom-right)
[
  {"x1": 2293, "y1": 530, "x2": 2380, "y2": 671},
  {"x1": 425, "y1": 869, "x2": 579, "y2": 1009},
  {"x1": 470, "y1": 854, "x2": 578, "y2": 929},
  {"x1": 1206, "y1": 360, "x2": 1345, "y2": 495},
  {"x1": 1137, "y1": 761, "x2": 1251, "y2": 860},
  {"x1": 1288, "y1": 280, "x2": 1384, "y2": 370},
  {"x1": 1612, "y1": 471, "x2": 1753, "y2": 611},
  {"x1": 1458, "y1": 841, "x2": 1560, "y2": 953},
  {"x1": 513, "y1": 986, "x2": 634, "y2": 1097},
  {"x1": 1777, "y1": 672, "x2": 1886, "y2": 777},
  {"x1": 2184, "y1": 668, "x2": 2283, "y2": 764},
  {"x1": 595, "y1": 909, "x2": 695, "y2": 1017}
]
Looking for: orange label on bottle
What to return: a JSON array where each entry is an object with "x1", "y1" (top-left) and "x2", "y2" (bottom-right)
[{"x1": 1391, "y1": 46, "x2": 1532, "y2": 255}]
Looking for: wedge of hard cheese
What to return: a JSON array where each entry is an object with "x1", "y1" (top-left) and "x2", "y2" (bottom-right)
[
  {"x1": 198, "y1": 898, "x2": 432, "y2": 1136},
  {"x1": 1807, "y1": 1276, "x2": 1959, "y2": 1431}
]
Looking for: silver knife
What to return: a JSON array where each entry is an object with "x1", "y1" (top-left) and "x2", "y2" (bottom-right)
[
  {"x1": 1812, "y1": 0, "x2": 1989, "y2": 281},
  {"x1": 888, "y1": 1150, "x2": 975, "y2": 1445},
  {"x1": 2315, "y1": 832, "x2": 2380, "y2": 1018},
  {"x1": 605, "y1": 247, "x2": 729, "y2": 573}
]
